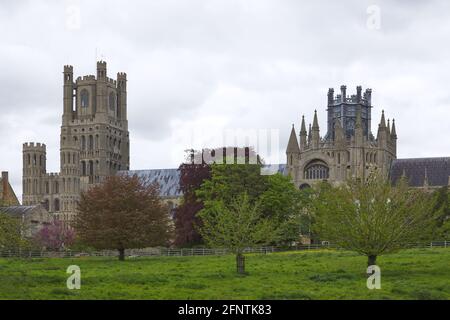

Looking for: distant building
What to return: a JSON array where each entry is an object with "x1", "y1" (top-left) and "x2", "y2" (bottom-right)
[
  {"x1": 0, "y1": 171, "x2": 20, "y2": 206},
  {"x1": 285, "y1": 85, "x2": 449, "y2": 189},
  {"x1": 0, "y1": 205, "x2": 53, "y2": 238},
  {"x1": 390, "y1": 157, "x2": 450, "y2": 190},
  {"x1": 286, "y1": 85, "x2": 397, "y2": 188},
  {"x1": 22, "y1": 61, "x2": 130, "y2": 225},
  {"x1": 119, "y1": 169, "x2": 183, "y2": 217}
]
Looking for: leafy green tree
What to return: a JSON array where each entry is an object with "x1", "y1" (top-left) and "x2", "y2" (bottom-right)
[
  {"x1": 197, "y1": 164, "x2": 311, "y2": 246},
  {"x1": 311, "y1": 175, "x2": 438, "y2": 267},
  {"x1": 432, "y1": 186, "x2": 450, "y2": 240},
  {"x1": 0, "y1": 209, "x2": 23, "y2": 249},
  {"x1": 198, "y1": 193, "x2": 277, "y2": 274},
  {"x1": 259, "y1": 174, "x2": 311, "y2": 244}
]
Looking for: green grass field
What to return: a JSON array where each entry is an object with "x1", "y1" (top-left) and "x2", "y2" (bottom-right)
[{"x1": 0, "y1": 248, "x2": 449, "y2": 300}]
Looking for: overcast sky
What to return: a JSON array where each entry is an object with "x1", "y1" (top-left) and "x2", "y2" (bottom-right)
[{"x1": 1, "y1": 0, "x2": 450, "y2": 201}]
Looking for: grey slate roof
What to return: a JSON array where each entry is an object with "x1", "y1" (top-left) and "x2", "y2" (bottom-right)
[
  {"x1": 390, "y1": 157, "x2": 450, "y2": 187},
  {"x1": 0, "y1": 205, "x2": 41, "y2": 217},
  {"x1": 120, "y1": 164, "x2": 288, "y2": 198},
  {"x1": 119, "y1": 169, "x2": 182, "y2": 198}
]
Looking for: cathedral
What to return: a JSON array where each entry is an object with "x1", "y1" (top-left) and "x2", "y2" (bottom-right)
[
  {"x1": 22, "y1": 61, "x2": 130, "y2": 224},
  {"x1": 286, "y1": 85, "x2": 397, "y2": 188},
  {"x1": 286, "y1": 85, "x2": 449, "y2": 189},
  {"x1": 19, "y1": 63, "x2": 449, "y2": 228}
]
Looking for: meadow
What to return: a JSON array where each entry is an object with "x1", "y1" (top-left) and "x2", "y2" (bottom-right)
[{"x1": 0, "y1": 248, "x2": 449, "y2": 300}]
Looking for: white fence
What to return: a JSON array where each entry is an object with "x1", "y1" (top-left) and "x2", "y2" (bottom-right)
[{"x1": 0, "y1": 241, "x2": 448, "y2": 259}]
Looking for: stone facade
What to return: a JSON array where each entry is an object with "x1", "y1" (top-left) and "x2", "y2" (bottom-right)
[
  {"x1": 0, "y1": 171, "x2": 20, "y2": 206},
  {"x1": 286, "y1": 85, "x2": 397, "y2": 188},
  {"x1": 22, "y1": 61, "x2": 130, "y2": 225},
  {"x1": 0, "y1": 205, "x2": 53, "y2": 238}
]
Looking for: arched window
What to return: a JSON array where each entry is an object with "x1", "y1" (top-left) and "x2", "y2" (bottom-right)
[
  {"x1": 80, "y1": 89, "x2": 89, "y2": 108},
  {"x1": 81, "y1": 161, "x2": 86, "y2": 176},
  {"x1": 81, "y1": 136, "x2": 86, "y2": 150},
  {"x1": 109, "y1": 92, "x2": 116, "y2": 111},
  {"x1": 304, "y1": 160, "x2": 329, "y2": 180},
  {"x1": 89, "y1": 135, "x2": 94, "y2": 151},
  {"x1": 54, "y1": 198, "x2": 60, "y2": 212},
  {"x1": 55, "y1": 181, "x2": 59, "y2": 194}
]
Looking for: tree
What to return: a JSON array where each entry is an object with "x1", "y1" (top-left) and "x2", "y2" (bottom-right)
[
  {"x1": 431, "y1": 186, "x2": 450, "y2": 240},
  {"x1": 75, "y1": 175, "x2": 173, "y2": 261},
  {"x1": 173, "y1": 151, "x2": 211, "y2": 247},
  {"x1": 174, "y1": 147, "x2": 261, "y2": 247},
  {"x1": 310, "y1": 175, "x2": 438, "y2": 267},
  {"x1": 197, "y1": 161, "x2": 313, "y2": 247},
  {"x1": 33, "y1": 220, "x2": 75, "y2": 251},
  {"x1": 0, "y1": 212, "x2": 22, "y2": 249},
  {"x1": 198, "y1": 193, "x2": 277, "y2": 274},
  {"x1": 259, "y1": 174, "x2": 312, "y2": 245},
  {"x1": 196, "y1": 162, "x2": 268, "y2": 206}
]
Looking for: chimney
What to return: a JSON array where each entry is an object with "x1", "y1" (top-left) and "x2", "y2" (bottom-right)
[
  {"x1": 340, "y1": 85, "x2": 347, "y2": 102},
  {"x1": 2, "y1": 171, "x2": 9, "y2": 201}
]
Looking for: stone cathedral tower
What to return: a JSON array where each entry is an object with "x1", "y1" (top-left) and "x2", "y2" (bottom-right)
[
  {"x1": 286, "y1": 85, "x2": 397, "y2": 188},
  {"x1": 22, "y1": 61, "x2": 130, "y2": 224}
]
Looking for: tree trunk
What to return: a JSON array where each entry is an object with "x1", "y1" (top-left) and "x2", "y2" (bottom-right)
[
  {"x1": 367, "y1": 255, "x2": 377, "y2": 266},
  {"x1": 118, "y1": 248, "x2": 125, "y2": 261},
  {"x1": 236, "y1": 253, "x2": 245, "y2": 274}
]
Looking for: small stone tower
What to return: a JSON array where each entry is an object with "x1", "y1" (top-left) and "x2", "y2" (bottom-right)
[
  {"x1": 286, "y1": 86, "x2": 397, "y2": 188},
  {"x1": 22, "y1": 61, "x2": 130, "y2": 225},
  {"x1": 22, "y1": 143, "x2": 47, "y2": 206}
]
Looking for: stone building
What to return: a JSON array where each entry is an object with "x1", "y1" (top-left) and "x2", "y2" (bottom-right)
[
  {"x1": 286, "y1": 85, "x2": 397, "y2": 188},
  {"x1": 22, "y1": 61, "x2": 130, "y2": 224},
  {"x1": 0, "y1": 171, "x2": 20, "y2": 206},
  {"x1": 0, "y1": 205, "x2": 53, "y2": 238}
]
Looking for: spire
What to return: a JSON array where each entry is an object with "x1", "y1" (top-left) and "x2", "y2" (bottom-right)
[
  {"x1": 286, "y1": 125, "x2": 300, "y2": 153},
  {"x1": 379, "y1": 110, "x2": 386, "y2": 128},
  {"x1": 311, "y1": 110, "x2": 320, "y2": 149},
  {"x1": 387, "y1": 119, "x2": 391, "y2": 135},
  {"x1": 300, "y1": 115, "x2": 307, "y2": 150},
  {"x1": 312, "y1": 110, "x2": 319, "y2": 129},
  {"x1": 391, "y1": 119, "x2": 397, "y2": 138},
  {"x1": 300, "y1": 115, "x2": 307, "y2": 134}
]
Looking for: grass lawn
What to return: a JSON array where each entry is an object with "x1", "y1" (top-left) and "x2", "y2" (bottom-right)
[{"x1": 0, "y1": 248, "x2": 449, "y2": 300}]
